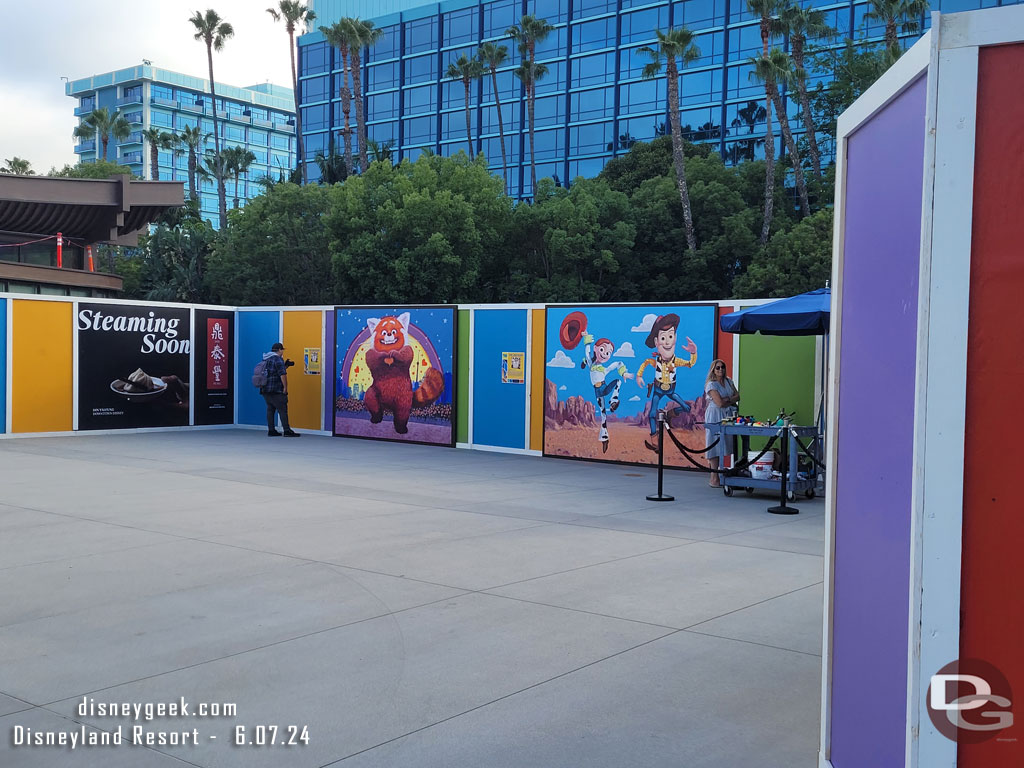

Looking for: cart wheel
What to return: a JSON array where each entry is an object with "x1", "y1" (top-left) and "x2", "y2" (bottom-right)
[
  {"x1": 723, "y1": 486, "x2": 733, "y2": 497},
  {"x1": 745, "y1": 487, "x2": 754, "y2": 495},
  {"x1": 787, "y1": 490, "x2": 796, "y2": 502},
  {"x1": 805, "y1": 489, "x2": 816, "y2": 499}
]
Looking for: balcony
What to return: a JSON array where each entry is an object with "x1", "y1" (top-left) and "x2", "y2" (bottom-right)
[
  {"x1": 123, "y1": 111, "x2": 143, "y2": 124},
  {"x1": 151, "y1": 96, "x2": 177, "y2": 108},
  {"x1": 274, "y1": 122, "x2": 296, "y2": 134},
  {"x1": 120, "y1": 151, "x2": 143, "y2": 164},
  {"x1": 181, "y1": 102, "x2": 204, "y2": 113},
  {"x1": 122, "y1": 132, "x2": 143, "y2": 145},
  {"x1": 74, "y1": 104, "x2": 95, "y2": 117},
  {"x1": 117, "y1": 92, "x2": 143, "y2": 107},
  {"x1": 228, "y1": 111, "x2": 251, "y2": 125},
  {"x1": 74, "y1": 141, "x2": 96, "y2": 153}
]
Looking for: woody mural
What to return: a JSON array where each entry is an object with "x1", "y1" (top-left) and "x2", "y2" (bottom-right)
[{"x1": 635, "y1": 313, "x2": 698, "y2": 452}]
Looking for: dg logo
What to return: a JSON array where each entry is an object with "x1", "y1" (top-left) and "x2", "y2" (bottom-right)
[{"x1": 927, "y1": 659, "x2": 1014, "y2": 743}]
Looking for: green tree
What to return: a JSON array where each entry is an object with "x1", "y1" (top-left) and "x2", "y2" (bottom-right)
[
  {"x1": 267, "y1": 1, "x2": 316, "y2": 184},
  {"x1": 637, "y1": 27, "x2": 702, "y2": 252},
  {"x1": 446, "y1": 54, "x2": 483, "y2": 157},
  {"x1": 207, "y1": 183, "x2": 334, "y2": 305},
  {"x1": 508, "y1": 15, "x2": 553, "y2": 195},
  {"x1": 176, "y1": 125, "x2": 210, "y2": 201},
  {"x1": 863, "y1": 0, "x2": 929, "y2": 54},
  {"x1": 72, "y1": 107, "x2": 131, "y2": 162},
  {"x1": 314, "y1": 143, "x2": 349, "y2": 184},
  {"x1": 349, "y1": 18, "x2": 383, "y2": 173},
  {"x1": 189, "y1": 8, "x2": 234, "y2": 228},
  {"x1": 478, "y1": 42, "x2": 510, "y2": 193},
  {"x1": 751, "y1": 48, "x2": 810, "y2": 217},
  {"x1": 0, "y1": 157, "x2": 34, "y2": 174},
  {"x1": 135, "y1": 219, "x2": 218, "y2": 303},
  {"x1": 778, "y1": 2, "x2": 833, "y2": 179},
  {"x1": 733, "y1": 208, "x2": 833, "y2": 297},
  {"x1": 810, "y1": 41, "x2": 891, "y2": 156},
  {"x1": 198, "y1": 149, "x2": 232, "y2": 223},
  {"x1": 320, "y1": 21, "x2": 355, "y2": 176},
  {"x1": 141, "y1": 128, "x2": 176, "y2": 181},
  {"x1": 49, "y1": 160, "x2": 135, "y2": 179}
]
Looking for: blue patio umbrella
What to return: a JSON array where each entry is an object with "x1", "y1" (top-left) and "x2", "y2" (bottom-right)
[{"x1": 719, "y1": 288, "x2": 831, "y2": 336}]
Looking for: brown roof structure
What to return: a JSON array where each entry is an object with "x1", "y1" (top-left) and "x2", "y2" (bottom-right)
[{"x1": 0, "y1": 174, "x2": 184, "y2": 246}]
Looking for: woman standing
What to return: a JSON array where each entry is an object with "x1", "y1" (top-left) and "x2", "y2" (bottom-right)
[{"x1": 704, "y1": 359, "x2": 739, "y2": 488}]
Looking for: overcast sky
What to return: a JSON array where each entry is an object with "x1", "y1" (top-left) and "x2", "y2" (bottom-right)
[{"x1": 0, "y1": 0, "x2": 300, "y2": 173}]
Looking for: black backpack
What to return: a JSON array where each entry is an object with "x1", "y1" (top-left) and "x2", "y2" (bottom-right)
[{"x1": 252, "y1": 359, "x2": 269, "y2": 388}]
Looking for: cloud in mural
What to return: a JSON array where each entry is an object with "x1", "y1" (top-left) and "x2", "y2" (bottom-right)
[
  {"x1": 632, "y1": 313, "x2": 658, "y2": 333},
  {"x1": 547, "y1": 350, "x2": 574, "y2": 368},
  {"x1": 559, "y1": 385, "x2": 567, "y2": 391},
  {"x1": 614, "y1": 342, "x2": 635, "y2": 358},
  {"x1": 629, "y1": 395, "x2": 642, "y2": 402}
]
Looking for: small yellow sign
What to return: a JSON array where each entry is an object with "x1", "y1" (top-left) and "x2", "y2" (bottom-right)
[
  {"x1": 502, "y1": 352, "x2": 525, "y2": 384},
  {"x1": 303, "y1": 347, "x2": 321, "y2": 375}
]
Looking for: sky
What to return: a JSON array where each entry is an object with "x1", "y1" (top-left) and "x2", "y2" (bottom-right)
[{"x1": 0, "y1": 0, "x2": 301, "y2": 174}]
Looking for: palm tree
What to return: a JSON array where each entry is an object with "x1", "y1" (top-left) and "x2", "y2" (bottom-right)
[
  {"x1": 863, "y1": 0, "x2": 929, "y2": 54},
  {"x1": 349, "y1": 19, "x2": 383, "y2": 173},
  {"x1": 637, "y1": 28, "x2": 701, "y2": 252},
  {"x1": 367, "y1": 138, "x2": 395, "y2": 165},
  {"x1": 177, "y1": 125, "x2": 210, "y2": 201},
  {"x1": 73, "y1": 107, "x2": 132, "y2": 162},
  {"x1": 320, "y1": 21, "x2": 355, "y2": 176},
  {"x1": 189, "y1": 9, "x2": 235, "y2": 229},
  {"x1": 198, "y1": 149, "x2": 232, "y2": 224},
  {"x1": 477, "y1": 43, "x2": 511, "y2": 192},
  {"x1": 222, "y1": 146, "x2": 257, "y2": 208},
  {"x1": 141, "y1": 128, "x2": 175, "y2": 181},
  {"x1": 779, "y1": 3, "x2": 833, "y2": 180},
  {"x1": 0, "y1": 157, "x2": 34, "y2": 175},
  {"x1": 447, "y1": 55, "x2": 483, "y2": 157},
  {"x1": 508, "y1": 15, "x2": 554, "y2": 196},
  {"x1": 267, "y1": 1, "x2": 316, "y2": 185},
  {"x1": 314, "y1": 148, "x2": 348, "y2": 184},
  {"x1": 747, "y1": 0, "x2": 786, "y2": 244},
  {"x1": 751, "y1": 48, "x2": 811, "y2": 218}
]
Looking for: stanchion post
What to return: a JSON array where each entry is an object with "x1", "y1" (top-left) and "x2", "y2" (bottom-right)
[
  {"x1": 768, "y1": 426, "x2": 798, "y2": 515},
  {"x1": 646, "y1": 411, "x2": 674, "y2": 502}
]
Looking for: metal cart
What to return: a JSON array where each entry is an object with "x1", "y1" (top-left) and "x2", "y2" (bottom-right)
[{"x1": 706, "y1": 422, "x2": 822, "y2": 506}]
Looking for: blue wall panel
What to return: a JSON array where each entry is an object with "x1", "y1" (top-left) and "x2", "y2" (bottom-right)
[
  {"x1": 472, "y1": 309, "x2": 527, "y2": 449},
  {"x1": 0, "y1": 299, "x2": 6, "y2": 434},
  {"x1": 237, "y1": 310, "x2": 281, "y2": 426}
]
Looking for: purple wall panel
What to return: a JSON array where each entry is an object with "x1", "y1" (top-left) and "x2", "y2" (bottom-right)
[
  {"x1": 831, "y1": 75, "x2": 927, "y2": 767},
  {"x1": 323, "y1": 309, "x2": 335, "y2": 432}
]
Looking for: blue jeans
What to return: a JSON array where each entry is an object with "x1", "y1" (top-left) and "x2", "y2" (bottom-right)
[{"x1": 648, "y1": 384, "x2": 689, "y2": 435}]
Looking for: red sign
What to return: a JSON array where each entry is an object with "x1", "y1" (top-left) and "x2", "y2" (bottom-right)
[{"x1": 206, "y1": 318, "x2": 229, "y2": 390}]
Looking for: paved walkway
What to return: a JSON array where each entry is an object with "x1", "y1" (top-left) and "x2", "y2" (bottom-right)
[{"x1": 0, "y1": 430, "x2": 823, "y2": 767}]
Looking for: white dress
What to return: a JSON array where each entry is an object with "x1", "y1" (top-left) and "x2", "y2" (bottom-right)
[{"x1": 704, "y1": 379, "x2": 737, "y2": 460}]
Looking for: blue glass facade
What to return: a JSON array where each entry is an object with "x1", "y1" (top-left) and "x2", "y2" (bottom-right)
[
  {"x1": 300, "y1": 0, "x2": 1014, "y2": 196},
  {"x1": 68, "y1": 67, "x2": 298, "y2": 225}
]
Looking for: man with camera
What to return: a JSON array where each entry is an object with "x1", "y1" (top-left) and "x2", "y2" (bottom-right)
[{"x1": 261, "y1": 342, "x2": 300, "y2": 437}]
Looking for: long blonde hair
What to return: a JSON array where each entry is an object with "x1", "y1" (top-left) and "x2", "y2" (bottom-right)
[{"x1": 705, "y1": 358, "x2": 735, "y2": 393}]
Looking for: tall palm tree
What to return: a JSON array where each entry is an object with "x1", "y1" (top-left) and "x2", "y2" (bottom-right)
[
  {"x1": 222, "y1": 146, "x2": 257, "y2": 208},
  {"x1": 751, "y1": 48, "x2": 811, "y2": 218},
  {"x1": 198, "y1": 149, "x2": 232, "y2": 223},
  {"x1": 779, "y1": 3, "x2": 833, "y2": 180},
  {"x1": 349, "y1": 19, "x2": 383, "y2": 173},
  {"x1": 747, "y1": 0, "x2": 785, "y2": 244},
  {"x1": 189, "y1": 9, "x2": 235, "y2": 229},
  {"x1": 141, "y1": 128, "x2": 175, "y2": 181},
  {"x1": 508, "y1": 15, "x2": 554, "y2": 196},
  {"x1": 638, "y1": 28, "x2": 701, "y2": 253},
  {"x1": 863, "y1": 0, "x2": 929, "y2": 55},
  {"x1": 267, "y1": 1, "x2": 316, "y2": 185},
  {"x1": 73, "y1": 107, "x2": 132, "y2": 162},
  {"x1": 447, "y1": 55, "x2": 483, "y2": 157},
  {"x1": 177, "y1": 125, "x2": 210, "y2": 201},
  {"x1": 478, "y1": 42, "x2": 510, "y2": 193},
  {"x1": 0, "y1": 157, "x2": 34, "y2": 175},
  {"x1": 320, "y1": 21, "x2": 355, "y2": 176}
]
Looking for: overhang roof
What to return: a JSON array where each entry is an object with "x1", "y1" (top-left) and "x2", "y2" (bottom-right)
[{"x1": 0, "y1": 174, "x2": 184, "y2": 246}]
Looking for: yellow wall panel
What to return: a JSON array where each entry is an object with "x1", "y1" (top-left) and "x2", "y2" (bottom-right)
[
  {"x1": 13, "y1": 300, "x2": 73, "y2": 433},
  {"x1": 530, "y1": 308, "x2": 545, "y2": 451},
  {"x1": 282, "y1": 310, "x2": 323, "y2": 431}
]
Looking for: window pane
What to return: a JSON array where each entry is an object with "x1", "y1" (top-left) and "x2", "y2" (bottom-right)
[
  {"x1": 405, "y1": 17, "x2": 438, "y2": 55},
  {"x1": 404, "y1": 54, "x2": 438, "y2": 85},
  {"x1": 301, "y1": 42, "x2": 329, "y2": 75},
  {"x1": 621, "y1": 7, "x2": 668, "y2": 45},
  {"x1": 569, "y1": 156, "x2": 610, "y2": 179},
  {"x1": 368, "y1": 91, "x2": 400, "y2": 120},
  {"x1": 572, "y1": 17, "x2": 615, "y2": 53},
  {"x1": 672, "y1": 0, "x2": 728, "y2": 31},
  {"x1": 572, "y1": 52, "x2": 614, "y2": 88},
  {"x1": 619, "y1": 79, "x2": 666, "y2": 114},
  {"x1": 534, "y1": 60, "x2": 567, "y2": 95},
  {"x1": 404, "y1": 84, "x2": 437, "y2": 115},
  {"x1": 301, "y1": 76, "x2": 329, "y2": 102},
  {"x1": 443, "y1": 7, "x2": 478, "y2": 47},
  {"x1": 573, "y1": 0, "x2": 616, "y2": 21},
  {"x1": 569, "y1": 120, "x2": 613, "y2": 155},
  {"x1": 369, "y1": 25, "x2": 399, "y2": 61},
  {"x1": 483, "y1": 0, "x2": 519, "y2": 38},
  {"x1": 570, "y1": 86, "x2": 614, "y2": 121},
  {"x1": 367, "y1": 62, "x2": 399, "y2": 91},
  {"x1": 526, "y1": 0, "x2": 569, "y2": 24}
]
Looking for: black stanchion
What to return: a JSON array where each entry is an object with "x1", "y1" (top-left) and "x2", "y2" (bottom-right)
[
  {"x1": 767, "y1": 426, "x2": 799, "y2": 515},
  {"x1": 647, "y1": 412, "x2": 674, "y2": 502}
]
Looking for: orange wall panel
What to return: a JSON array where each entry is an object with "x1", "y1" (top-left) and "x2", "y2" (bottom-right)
[
  {"x1": 282, "y1": 310, "x2": 324, "y2": 431},
  {"x1": 12, "y1": 300, "x2": 73, "y2": 433},
  {"x1": 530, "y1": 308, "x2": 545, "y2": 451}
]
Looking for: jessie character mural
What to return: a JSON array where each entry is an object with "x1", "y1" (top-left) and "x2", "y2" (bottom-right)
[
  {"x1": 635, "y1": 313, "x2": 698, "y2": 448},
  {"x1": 364, "y1": 313, "x2": 445, "y2": 434},
  {"x1": 581, "y1": 332, "x2": 633, "y2": 452}
]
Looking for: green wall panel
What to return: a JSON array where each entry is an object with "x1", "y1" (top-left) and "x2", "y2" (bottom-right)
[{"x1": 737, "y1": 333, "x2": 817, "y2": 427}]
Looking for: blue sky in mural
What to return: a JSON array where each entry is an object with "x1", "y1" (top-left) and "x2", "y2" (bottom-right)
[{"x1": 545, "y1": 305, "x2": 716, "y2": 420}]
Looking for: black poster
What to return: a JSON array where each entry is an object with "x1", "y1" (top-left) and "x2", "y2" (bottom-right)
[
  {"x1": 193, "y1": 309, "x2": 235, "y2": 425},
  {"x1": 76, "y1": 302, "x2": 192, "y2": 430}
]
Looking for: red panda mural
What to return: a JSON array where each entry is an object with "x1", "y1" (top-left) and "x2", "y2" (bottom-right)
[{"x1": 364, "y1": 313, "x2": 446, "y2": 434}]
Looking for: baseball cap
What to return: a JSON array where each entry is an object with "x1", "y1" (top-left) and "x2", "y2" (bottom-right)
[{"x1": 271, "y1": 342, "x2": 285, "y2": 351}]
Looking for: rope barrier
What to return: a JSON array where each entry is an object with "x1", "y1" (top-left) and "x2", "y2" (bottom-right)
[{"x1": 791, "y1": 431, "x2": 827, "y2": 471}]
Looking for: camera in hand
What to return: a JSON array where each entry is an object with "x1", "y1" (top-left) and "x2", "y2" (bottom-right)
[{"x1": 284, "y1": 359, "x2": 296, "y2": 368}]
